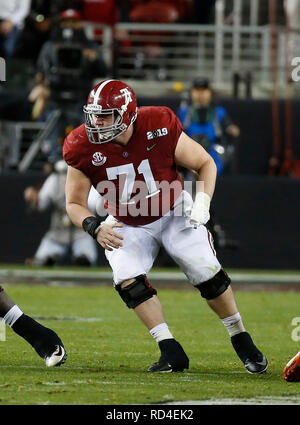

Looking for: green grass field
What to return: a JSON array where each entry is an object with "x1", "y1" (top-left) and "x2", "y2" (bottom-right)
[{"x1": 0, "y1": 282, "x2": 300, "y2": 405}]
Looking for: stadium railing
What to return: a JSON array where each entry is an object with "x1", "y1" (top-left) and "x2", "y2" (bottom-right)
[{"x1": 84, "y1": 21, "x2": 297, "y2": 94}]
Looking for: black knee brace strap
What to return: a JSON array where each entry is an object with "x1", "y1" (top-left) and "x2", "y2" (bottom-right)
[
  {"x1": 116, "y1": 275, "x2": 157, "y2": 309},
  {"x1": 195, "y1": 269, "x2": 231, "y2": 300}
]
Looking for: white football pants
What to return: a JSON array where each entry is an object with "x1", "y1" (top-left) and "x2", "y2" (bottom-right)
[{"x1": 105, "y1": 191, "x2": 221, "y2": 286}]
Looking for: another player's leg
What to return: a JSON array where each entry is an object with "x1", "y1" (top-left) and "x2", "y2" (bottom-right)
[
  {"x1": 0, "y1": 285, "x2": 67, "y2": 366},
  {"x1": 196, "y1": 271, "x2": 268, "y2": 374},
  {"x1": 283, "y1": 350, "x2": 300, "y2": 382},
  {"x1": 116, "y1": 276, "x2": 189, "y2": 373}
]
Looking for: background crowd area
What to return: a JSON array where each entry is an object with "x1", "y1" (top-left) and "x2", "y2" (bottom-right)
[
  {"x1": 0, "y1": 0, "x2": 299, "y2": 272},
  {"x1": 0, "y1": 0, "x2": 217, "y2": 63}
]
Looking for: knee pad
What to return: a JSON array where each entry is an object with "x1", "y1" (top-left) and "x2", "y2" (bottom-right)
[
  {"x1": 195, "y1": 269, "x2": 231, "y2": 300},
  {"x1": 116, "y1": 275, "x2": 157, "y2": 309}
]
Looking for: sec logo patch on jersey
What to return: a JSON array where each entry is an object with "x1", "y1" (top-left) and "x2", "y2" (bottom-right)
[{"x1": 92, "y1": 152, "x2": 107, "y2": 166}]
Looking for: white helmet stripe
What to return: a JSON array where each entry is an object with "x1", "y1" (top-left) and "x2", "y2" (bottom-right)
[{"x1": 93, "y1": 79, "x2": 116, "y2": 105}]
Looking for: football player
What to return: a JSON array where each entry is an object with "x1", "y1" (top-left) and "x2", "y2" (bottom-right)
[
  {"x1": 63, "y1": 79, "x2": 268, "y2": 374},
  {"x1": 283, "y1": 350, "x2": 300, "y2": 382},
  {"x1": 0, "y1": 286, "x2": 66, "y2": 366}
]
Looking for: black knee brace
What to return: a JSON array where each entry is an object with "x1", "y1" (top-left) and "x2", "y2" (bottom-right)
[
  {"x1": 195, "y1": 269, "x2": 231, "y2": 300},
  {"x1": 116, "y1": 275, "x2": 157, "y2": 309}
]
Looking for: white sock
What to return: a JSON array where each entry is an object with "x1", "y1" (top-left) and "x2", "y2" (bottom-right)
[
  {"x1": 149, "y1": 323, "x2": 173, "y2": 343},
  {"x1": 3, "y1": 305, "x2": 23, "y2": 327},
  {"x1": 221, "y1": 312, "x2": 245, "y2": 337}
]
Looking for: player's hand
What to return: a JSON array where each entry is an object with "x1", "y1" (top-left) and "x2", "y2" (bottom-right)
[
  {"x1": 189, "y1": 192, "x2": 211, "y2": 228},
  {"x1": 97, "y1": 221, "x2": 124, "y2": 251}
]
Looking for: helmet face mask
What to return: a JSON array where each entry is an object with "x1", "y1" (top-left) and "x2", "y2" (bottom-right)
[
  {"x1": 83, "y1": 80, "x2": 137, "y2": 144},
  {"x1": 83, "y1": 106, "x2": 126, "y2": 143}
]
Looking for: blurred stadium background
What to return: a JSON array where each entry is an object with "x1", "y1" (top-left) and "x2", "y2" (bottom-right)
[{"x1": 0, "y1": 0, "x2": 299, "y2": 283}]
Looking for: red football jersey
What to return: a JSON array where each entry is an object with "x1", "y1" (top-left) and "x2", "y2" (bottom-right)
[{"x1": 63, "y1": 106, "x2": 183, "y2": 225}]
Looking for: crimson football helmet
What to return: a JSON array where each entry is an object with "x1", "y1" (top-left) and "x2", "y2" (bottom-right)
[{"x1": 83, "y1": 79, "x2": 138, "y2": 144}]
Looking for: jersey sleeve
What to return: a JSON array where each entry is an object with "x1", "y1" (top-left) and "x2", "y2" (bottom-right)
[{"x1": 62, "y1": 131, "x2": 82, "y2": 169}]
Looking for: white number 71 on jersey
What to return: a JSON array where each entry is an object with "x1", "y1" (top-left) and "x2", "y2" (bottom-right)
[{"x1": 106, "y1": 159, "x2": 160, "y2": 204}]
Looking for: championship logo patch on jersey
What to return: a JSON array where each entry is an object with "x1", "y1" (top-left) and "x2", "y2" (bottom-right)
[
  {"x1": 92, "y1": 152, "x2": 107, "y2": 166},
  {"x1": 146, "y1": 127, "x2": 168, "y2": 140}
]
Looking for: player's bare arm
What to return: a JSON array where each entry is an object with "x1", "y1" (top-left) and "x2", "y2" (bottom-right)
[
  {"x1": 65, "y1": 166, "x2": 123, "y2": 251},
  {"x1": 175, "y1": 131, "x2": 217, "y2": 227},
  {"x1": 174, "y1": 131, "x2": 217, "y2": 198},
  {"x1": 65, "y1": 165, "x2": 93, "y2": 226}
]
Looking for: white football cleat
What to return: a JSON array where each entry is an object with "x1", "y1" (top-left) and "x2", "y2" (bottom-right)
[{"x1": 45, "y1": 345, "x2": 67, "y2": 367}]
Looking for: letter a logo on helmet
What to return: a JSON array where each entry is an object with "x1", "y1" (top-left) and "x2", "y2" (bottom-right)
[
  {"x1": 119, "y1": 88, "x2": 132, "y2": 111},
  {"x1": 83, "y1": 79, "x2": 137, "y2": 144}
]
